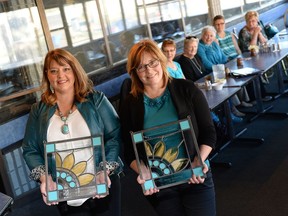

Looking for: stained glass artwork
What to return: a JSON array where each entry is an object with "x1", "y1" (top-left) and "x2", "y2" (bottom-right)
[
  {"x1": 44, "y1": 135, "x2": 108, "y2": 203},
  {"x1": 131, "y1": 117, "x2": 207, "y2": 192}
]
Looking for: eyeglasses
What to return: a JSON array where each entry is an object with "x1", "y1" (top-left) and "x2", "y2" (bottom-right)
[
  {"x1": 137, "y1": 59, "x2": 160, "y2": 73},
  {"x1": 185, "y1": 36, "x2": 197, "y2": 40}
]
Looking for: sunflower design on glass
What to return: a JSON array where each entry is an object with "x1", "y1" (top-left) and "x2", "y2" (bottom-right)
[
  {"x1": 55, "y1": 152, "x2": 95, "y2": 190},
  {"x1": 144, "y1": 139, "x2": 189, "y2": 178}
]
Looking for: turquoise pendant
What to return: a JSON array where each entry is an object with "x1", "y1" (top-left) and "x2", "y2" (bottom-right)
[{"x1": 61, "y1": 124, "x2": 69, "y2": 134}]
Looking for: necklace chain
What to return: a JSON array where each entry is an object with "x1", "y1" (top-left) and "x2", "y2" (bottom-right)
[{"x1": 190, "y1": 57, "x2": 202, "y2": 74}]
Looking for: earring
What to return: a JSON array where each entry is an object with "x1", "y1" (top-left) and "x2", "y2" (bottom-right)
[{"x1": 50, "y1": 85, "x2": 54, "y2": 94}]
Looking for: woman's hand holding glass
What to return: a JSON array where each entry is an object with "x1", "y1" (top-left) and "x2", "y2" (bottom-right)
[
  {"x1": 93, "y1": 170, "x2": 111, "y2": 199},
  {"x1": 40, "y1": 174, "x2": 58, "y2": 206},
  {"x1": 188, "y1": 157, "x2": 208, "y2": 184},
  {"x1": 136, "y1": 161, "x2": 159, "y2": 196}
]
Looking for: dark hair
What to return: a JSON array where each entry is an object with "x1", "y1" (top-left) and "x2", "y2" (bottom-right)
[{"x1": 213, "y1": 15, "x2": 225, "y2": 25}]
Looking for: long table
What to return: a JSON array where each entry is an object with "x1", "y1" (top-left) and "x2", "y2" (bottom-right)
[
  {"x1": 228, "y1": 48, "x2": 288, "y2": 96},
  {"x1": 225, "y1": 47, "x2": 288, "y2": 120},
  {"x1": 199, "y1": 85, "x2": 264, "y2": 166}
]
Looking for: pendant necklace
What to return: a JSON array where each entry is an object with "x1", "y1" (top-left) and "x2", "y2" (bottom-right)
[{"x1": 57, "y1": 105, "x2": 73, "y2": 135}]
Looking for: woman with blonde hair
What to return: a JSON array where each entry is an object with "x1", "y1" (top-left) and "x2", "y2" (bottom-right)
[{"x1": 238, "y1": 10, "x2": 267, "y2": 52}]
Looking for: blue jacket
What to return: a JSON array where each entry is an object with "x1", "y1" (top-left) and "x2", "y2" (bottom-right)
[
  {"x1": 197, "y1": 40, "x2": 228, "y2": 72},
  {"x1": 22, "y1": 91, "x2": 122, "y2": 176}
]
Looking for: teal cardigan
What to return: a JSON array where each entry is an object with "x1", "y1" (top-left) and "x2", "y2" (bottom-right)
[{"x1": 22, "y1": 91, "x2": 122, "y2": 179}]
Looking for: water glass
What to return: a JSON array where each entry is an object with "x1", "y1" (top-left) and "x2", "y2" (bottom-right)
[{"x1": 212, "y1": 64, "x2": 225, "y2": 83}]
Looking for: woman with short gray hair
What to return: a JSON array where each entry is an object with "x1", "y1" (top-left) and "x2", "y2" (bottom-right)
[{"x1": 197, "y1": 25, "x2": 227, "y2": 72}]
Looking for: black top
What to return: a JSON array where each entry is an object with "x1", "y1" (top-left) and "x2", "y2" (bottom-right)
[
  {"x1": 177, "y1": 54, "x2": 208, "y2": 81},
  {"x1": 119, "y1": 78, "x2": 216, "y2": 166}
]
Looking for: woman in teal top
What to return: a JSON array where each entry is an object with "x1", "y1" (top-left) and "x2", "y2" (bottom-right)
[
  {"x1": 120, "y1": 39, "x2": 216, "y2": 216},
  {"x1": 197, "y1": 25, "x2": 227, "y2": 72},
  {"x1": 161, "y1": 39, "x2": 185, "y2": 78}
]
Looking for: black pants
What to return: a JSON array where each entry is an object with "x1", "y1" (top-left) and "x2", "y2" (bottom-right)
[
  {"x1": 147, "y1": 171, "x2": 216, "y2": 216},
  {"x1": 57, "y1": 175, "x2": 121, "y2": 216}
]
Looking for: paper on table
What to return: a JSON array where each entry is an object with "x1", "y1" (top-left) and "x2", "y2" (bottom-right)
[{"x1": 231, "y1": 67, "x2": 260, "y2": 76}]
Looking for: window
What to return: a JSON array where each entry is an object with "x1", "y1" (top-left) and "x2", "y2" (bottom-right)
[
  {"x1": 0, "y1": 0, "x2": 47, "y2": 123},
  {"x1": 46, "y1": 8, "x2": 68, "y2": 48},
  {"x1": 64, "y1": 4, "x2": 90, "y2": 47}
]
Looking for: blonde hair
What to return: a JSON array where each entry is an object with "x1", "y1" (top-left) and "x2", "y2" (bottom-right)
[
  {"x1": 245, "y1": 11, "x2": 259, "y2": 23},
  {"x1": 41, "y1": 48, "x2": 94, "y2": 105},
  {"x1": 184, "y1": 36, "x2": 199, "y2": 48},
  {"x1": 126, "y1": 39, "x2": 171, "y2": 97}
]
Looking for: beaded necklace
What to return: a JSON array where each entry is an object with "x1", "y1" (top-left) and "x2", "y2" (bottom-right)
[{"x1": 57, "y1": 105, "x2": 73, "y2": 134}]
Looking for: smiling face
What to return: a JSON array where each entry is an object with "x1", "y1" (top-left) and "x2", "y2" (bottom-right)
[
  {"x1": 136, "y1": 51, "x2": 164, "y2": 89},
  {"x1": 47, "y1": 59, "x2": 75, "y2": 95},
  {"x1": 202, "y1": 30, "x2": 215, "y2": 45},
  {"x1": 184, "y1": 40, "x2": 198, "y2": 58}
]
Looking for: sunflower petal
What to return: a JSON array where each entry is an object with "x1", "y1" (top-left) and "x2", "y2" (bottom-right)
[
  {"x1": 71, "y1": 161, "x2": 87, "y2": 176},
  {"x1": 144, "y1": 141, "x2": 153, "y2": 156},
  {"x1": 62, "y1": 153, "x2": 75, "y2": 170},
  {"x1": 162, "y1": 147, "x2": 179, "y2": 163},
  {"x1": 55, "y1": 152, "x2": 62, "y2": 168},
  {"x1": 171, "y1": 158, "x2": 189, "y2": 172},
  {"x1": 154, "y1": 141, "x2": 165, "y2": 157},
  {"x1": 78, "y1": 173, "x2": 95, "y2": 186}
]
